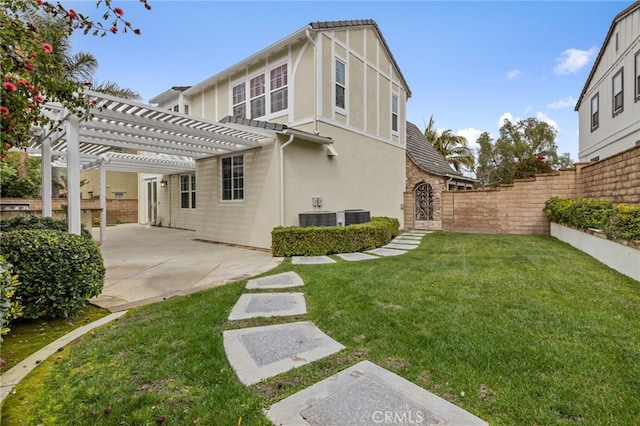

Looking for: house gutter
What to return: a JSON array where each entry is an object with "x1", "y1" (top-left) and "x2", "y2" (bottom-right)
[{"x1": 279, "y1": 134, "x2": 295, "y2": 227}]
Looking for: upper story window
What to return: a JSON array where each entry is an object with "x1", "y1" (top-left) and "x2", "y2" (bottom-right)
[
  {"x1": 250, "y1": 74, "x2": 266, "y2": 118},
  {"x1": 184, "y1": 104, "x2": 190, "y2": 115},
  {"x1": 172, "y1": 105, "x2": 179, "y2": 112},
  {"x1": 222, "y1": 155, "x2": 244, "y2": 201},
  {"x1": 232, "y1": 83, "x2": 246, "y2": 119},
  {"x1": 635, "y1": 50, "x2": 640, "y2": 102},
  {"x1": 180, "y1": 174, "x2": 196, "y2": 209},
  {"x1": 613, "y1": 68, "x2": 623, "y2": 116},
  {"x1": 335, "y1": 59, "x2": 346, "y2": 109},
  {"x1": 391, "y1": 94, "x2": 399, "y2": 132},
  {"x1": 590, "y1": 93, "x2": 599, "y2": 131},
  {"x1": 270, "y1": 64, "x2": 288, "y2": 113}
]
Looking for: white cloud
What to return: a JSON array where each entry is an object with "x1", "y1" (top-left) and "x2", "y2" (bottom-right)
[
  {"x1": 553, "y1": 47, "x2": 597, "y2": 75},
  {"x1": 536, "y1": 111, "x2": 560, "y2": 132},
  {"x1": 498, "y1": 112, "x2": 515, "y2": 128},
  {"x1": 457, "y1": 128, "x2": 484, "y2": 150},
  {"x1": 548, "y1": 96, "x2": 577, "y2": 109},
  {"x1": 506, "y1": 69, "x2": 523, "y2": 80}
]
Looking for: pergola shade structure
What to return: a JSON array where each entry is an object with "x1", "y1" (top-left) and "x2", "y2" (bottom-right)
[{"x1": 23, "y1": 90, "x2": 278, "y2": 240}]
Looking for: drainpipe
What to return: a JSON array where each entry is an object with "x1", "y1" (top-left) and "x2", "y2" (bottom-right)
[
  {"x1": 279, "y1": 134, "x2": 295, "y2": 226},
  {"x1": 305, "y1": 28, "x2": 319, "y2": 135}
]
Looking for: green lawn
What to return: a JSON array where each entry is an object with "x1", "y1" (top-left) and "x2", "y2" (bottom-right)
[{"x1": 2, "y1": 233, "x2": 639, "y2": 425}]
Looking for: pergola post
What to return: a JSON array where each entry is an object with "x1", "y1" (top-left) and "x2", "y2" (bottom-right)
[
  {"x1": 99, "y1": 159, "x2": 107, "y2": 242},
  {"x1": 66, "y1": 114, "x2": 81, "y2": 235},
  {"x1": 40, "y1": 136, "x2": 52, "y2": 217}
]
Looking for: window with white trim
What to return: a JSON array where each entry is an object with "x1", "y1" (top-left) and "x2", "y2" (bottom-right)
[
  {"x1": 391, "y1": 94, "x2": 399, "y2": 132},
  {"x1": 335, "y1": 59, "x2": 346, "y2": 109},
  {"x1": 222, "y1": 155, "x2": 244, "y2": 201},
  {"x1": 635, "y1": 50, "x2": 640, "y2": 101},
  {"x1": 113, "y1": 192, "x2": 124, "y2": 200},
  {"x1": 250, "y1": 74, "x2": 266, "y2": 118},
  {"x1": 613, "y1": 68, "x2": 623, "y2": 116},
  {"x1": 591, "y1": 93, "x2": 599, "y2": 131},
  {"x1": 180, "y1": 174, "x2": 196, "y2": 209},
  {"x1": 232, "y1": 83, "x2": 246, "y2": 119},
  {"x1": 270, "y1": 64, "x2": 288, "y2": 113}
]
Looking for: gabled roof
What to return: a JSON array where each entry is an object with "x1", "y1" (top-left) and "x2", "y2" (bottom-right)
[
  {"x1": 406, "y1": 121, "x2": 464, "y2": 178},
  {"x1": 574, "y1": 1, "x2": 640, "y2": 111},
  {"x1": 184, "y1": 20, "x2": 410, "y2": 98}
]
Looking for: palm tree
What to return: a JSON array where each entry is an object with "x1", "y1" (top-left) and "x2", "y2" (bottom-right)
[{"x1": 423, "y1": 116, "x2": 475, "y2": 174}]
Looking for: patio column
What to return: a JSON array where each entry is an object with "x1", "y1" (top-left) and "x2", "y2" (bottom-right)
[
  {"x1": 66, "y1": 114, "x2": 81, "y2": 235},
  {"x1": 40, "y1": 136, "x2": 52, "y2": 217},
  {"x1": 99, "y1": 159, "x2": 107, "y2": 243}
]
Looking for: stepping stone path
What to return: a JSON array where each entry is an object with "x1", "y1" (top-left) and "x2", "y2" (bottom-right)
[{"x1": 223, "y1": 232, "x2": 488, "y2": 424}]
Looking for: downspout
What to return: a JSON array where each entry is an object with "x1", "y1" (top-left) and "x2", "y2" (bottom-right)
[
  {"x1": 305, "y1": 28, "x2": 319, "y2": 135},
  {"x1": 279, "y1": 134, "x2": 295, "y2": 226}
]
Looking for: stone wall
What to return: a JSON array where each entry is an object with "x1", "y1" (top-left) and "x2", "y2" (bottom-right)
[
  {"x1": 404, "y1": 158, "x2": 447, "y2": 230},
  {"x1": 0, "y1": 198, "x2": 138, "y2": 224},
  {"x1": 579, "y1": 145, "x2": 640, "y2": 203}
]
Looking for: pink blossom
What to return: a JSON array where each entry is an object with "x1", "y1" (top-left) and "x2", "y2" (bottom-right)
[
  {"x1": 0, "y1": 106, "x2": 9, "y2": 116},
  {"x1": 42, "y1": 43, "x2": 53, "y2": 53},
  {"x1": 2, "y1": 82, "x2": 17, "y2": 92},
  {"x1": 36, "y1": 0, "x2": 43, "y2": 5},
  {"x1": 25, "y1": 61, "x2": 35, "y2": 73},
  {"x1": 110, "y1": 26, "x2": 118, "y2": 34},
  {"x1": 35, "y1": 95, "x2": 44, "y2": 103},
  {"x1": 30, "y1": 52, "x2": 37, "y2": 58},
  {"x1": 68, "y1": 9, "x2": 77, "y2": 20},
  {"x1": 91, "y1": 99, "x2": 98, "y2": 105},
  {"x1": 133, "y1": 29, "x2": 141, "y2": 35},
  {"x1": 114, "y1": 7, "x2": 124, "y2": 16}
]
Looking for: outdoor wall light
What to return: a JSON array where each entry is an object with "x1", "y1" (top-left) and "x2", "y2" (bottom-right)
[{"x1": 160, "y1": 180, "x2": 168, "y2": 188}]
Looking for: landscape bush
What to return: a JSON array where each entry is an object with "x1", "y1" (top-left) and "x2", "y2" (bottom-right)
[
  {"x1": 0, "y1": 230, "x2": 105, "y2": 319},
  {"x1": 0, "y1": 214, "x2": 92, "y2": 239},
  {"x1": 0, "y1": 255, "x2": 22, "y2": 340},
  {"x1": 271, "y1": 216, "x2": 399, "y2": 257},
  {"x1": 544, "y1": 197, "x2": 640, "y2": 241}
]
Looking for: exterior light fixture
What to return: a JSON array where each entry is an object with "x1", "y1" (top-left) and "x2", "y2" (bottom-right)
[{"x1": 160, "y1": 180, "x2": 168, "y2": 188}]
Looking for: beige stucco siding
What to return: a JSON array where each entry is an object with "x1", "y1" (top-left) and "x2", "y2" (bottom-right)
[{"x1": 349, "y1": 54, "x2": 365, "y2": 129}]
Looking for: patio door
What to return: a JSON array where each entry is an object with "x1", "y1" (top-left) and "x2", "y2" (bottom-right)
[{"x1": 146, "y1": 179, "x2": 157, "y2": 224}]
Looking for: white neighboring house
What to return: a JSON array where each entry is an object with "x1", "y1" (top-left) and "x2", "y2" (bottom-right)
[
  {"x1": 143, "y1": 20, "x2": 410, "y2": 249},
  {"x1": 575, "y1": 1, "x2": 640, "y2": 162}
]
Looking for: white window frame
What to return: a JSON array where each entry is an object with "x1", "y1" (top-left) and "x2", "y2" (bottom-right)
[
  {"x1": 250, "y1": 73, "x2": 266, "y2": 119},
  {"x1": 232, "y1": 82, "x2": 246, "y2": 119},
  {"x1": 612, "y1": 68, "x2": 623, "y2": 116},
  {"x1": 635, "y1": 50, "x2": 640, "y2": 102},
  {"x1": 221, "y1": 154, "x2": 244, "y2": 202},
  {"x1": 180, "y1": 174, "x2": 196, "y2": 209},
  {"x1": 335, "y1": 58, "x2": 347, "y2": 110},
  {"x1": 269, "y1": 63, "x2": 288, "y2": 115},
  {"x1": 391, "y1": 93, "x2": 399, "y2": 133},
  {"x1": 113, "y1": 192, "x2": 125, "y2": 200},
  {"x1": 591, "y1": 93, "x2": 599, "y2": 131}
]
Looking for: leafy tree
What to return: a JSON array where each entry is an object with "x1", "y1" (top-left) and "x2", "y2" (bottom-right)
[
  {"x1": 1, "y1": 0, "x2": 150, "y2": 156},
  {"x1": 476, "y1": 117, "x2": 573, "y2": 187},
  {"x1": 423, "y1": 116, "x2": 475, "y2": 174},
  {"x1": 0, "y1": 151, "x2": 41, "y2": 197}
]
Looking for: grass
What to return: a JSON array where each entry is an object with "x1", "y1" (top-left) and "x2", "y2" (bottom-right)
[{"x1": 2, "y1": 233, "x2": 639, "y2": 425}]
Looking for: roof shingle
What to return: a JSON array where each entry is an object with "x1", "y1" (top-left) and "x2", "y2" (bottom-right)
[{"x1": 406, "y1": 121, "x2": 462, "y2": 177}]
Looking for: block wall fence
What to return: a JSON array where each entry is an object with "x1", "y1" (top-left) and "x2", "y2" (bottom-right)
[
  {"x1": 441, "y1": 145, "x2": 640, "y2": 235},
  {"x1": 0, "y1": 198, "x2": 138, "y2": 224}
]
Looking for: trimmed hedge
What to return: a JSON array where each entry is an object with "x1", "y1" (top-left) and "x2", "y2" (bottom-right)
[
  {"x1": 0, "y1": 230, "x2": 105, "y2": 319},
  {"x1": 0, "y1": 214, "x2": 92, "y2": 239},
  {"x1": 0, "y1": 255, "x2": 22, "y2": 339},
  {"x1": 272, "y1": 216, "x2": 400, "y2": 257},
  {"x1": 544, "y1": 197, "x2": 640, "y2": 241}
]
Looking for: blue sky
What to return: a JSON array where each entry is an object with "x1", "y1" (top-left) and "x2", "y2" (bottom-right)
[{"x1": 64, "y1": 0, "x2": 631, "y2": 161}]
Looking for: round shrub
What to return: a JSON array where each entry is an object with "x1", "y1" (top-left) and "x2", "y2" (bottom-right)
[
  {"x1": 0, "y1": 255, "x2": 22, "y2": 339},
  {"x1": 0, "y1": 230, "x2": 105, "y2": 319},
  {"x1": 0, "y1": 214, "x2": 92, "y2": 239}
]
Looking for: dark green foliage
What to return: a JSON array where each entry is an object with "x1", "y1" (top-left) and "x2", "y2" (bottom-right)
[
  {"x1": 0, "y1": 255, "x2": 22, "y2": 339},
  {"x1": 0, "y1": 214, "x2": 92, "y2": 239},
  {"x1": 271, "y1": 216, "x2": 399, "y2": 257},
  {"x1": 0, "y1": 230, "x2": 105, "y2": 319},
  {"x1": 0, "y1": 153, "x2": 42, "y2": 198},
  {"x1": 544, "y1": 197, "x2": 639, "y2": 241}
]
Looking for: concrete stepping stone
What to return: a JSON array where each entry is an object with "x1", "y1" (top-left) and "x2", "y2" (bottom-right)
[
  {"x1": 367, "y1": 248, "x2": 407, "y2": 257},
  {"x1": 336, "y1": 252, "x2": 379, "y2": 261},
  {"x1": 292, "y1": 256, "x2": 336, "y2": 265},
  {"x1": 392, "y1": 238, "x2": 421, "y2": 245},
  {"x1": 246, "y1": 271, "x2": 304, "y2": 289},
  {"x1": 395, "y1": 235, "x2": 423, "y2": 240},
  {"x1": 223, "y1": 321, "x2": 345, "y2": 385},
  {"x1": 267, "y1": 360, "x2": 488, "y2": 426},
  {"x1": 384, "y1": 243, "x2": 418, "y2": 250},
  {"x1": 228, "y1": 293, "x2": 307, "y2": 320}
]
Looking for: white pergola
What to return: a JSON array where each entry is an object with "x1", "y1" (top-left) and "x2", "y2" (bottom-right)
[{"x1": 24, "y1": 90, "x2": 277, "y2": 241}]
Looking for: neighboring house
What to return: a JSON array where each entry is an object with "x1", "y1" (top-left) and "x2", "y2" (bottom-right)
[
  {"x1": 404, "y1": 122, "x2": 475, "y2": 230},
  {"x1": 80, "y1": 149, "x2": 139, "y2": 201},
  {"x1": 575, "y1": 1, "x2": 640, "y2": 162},
  {"x1": 146, "y1": 20, "x2": 410, "y2": 249}
]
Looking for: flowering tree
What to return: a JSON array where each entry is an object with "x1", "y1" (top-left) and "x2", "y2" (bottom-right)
[{"x1": 0, "y1": 0, "x2": 151, "y2": 156}]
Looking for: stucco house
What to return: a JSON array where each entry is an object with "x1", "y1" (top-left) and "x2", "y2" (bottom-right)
[
  {"x1": 575, "y1": 1, "x2": 640, "y2": 162},
  {"x1": 144, "y1": 20, "x2": 410, "y2": 249},
  {"x1": 403, "y1": 122, "x2": 475, "y2": 230}
]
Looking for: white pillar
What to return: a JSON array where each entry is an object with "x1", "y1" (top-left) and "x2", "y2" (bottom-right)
[
  {"x1": 41, "y1": 137, "x2": 52, "y2": 217},
  {"x1": 99, "y1": 159, "x2": 107, "y2": 242},
  {"x1": 66, "y1": 114, "x2": 81, "y2": 235}
]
